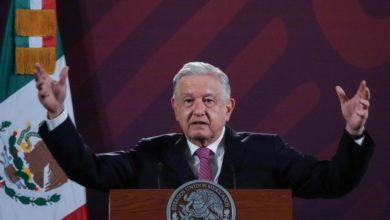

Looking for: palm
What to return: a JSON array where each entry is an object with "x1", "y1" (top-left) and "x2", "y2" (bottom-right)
[
  {"x1": 336, "y1": 81, "x2": 370, "y2": 135},
  {"x1": 46, "y1": 79, "x2": 66, "y2": 111},
  {"x1": 33, "y1": 64, "x2": 68, "y2": 118}
]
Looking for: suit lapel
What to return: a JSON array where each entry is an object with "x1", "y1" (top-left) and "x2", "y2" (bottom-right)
[
  {"x1": 218, "y1": 126, "x2": 246, "y2": 188},
  {"x1": 163, "y1": 135, "x2": 196, "y2": 184},
  {"x1": 161, "y1": 127, "x2": 246, "y2": 188}
]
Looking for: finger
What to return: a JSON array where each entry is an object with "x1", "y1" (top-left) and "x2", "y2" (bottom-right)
[
  {"x1": 35, "y1": 81, "x2": 44, "y2": 90},
  {"x1": 38, "y1": 90, "x2": 50, "y2": 98},
  {"x1": 34, "y1": 63, "x2": 48, "y2": 80},
  {"x1": 365, "y1": 86, "x2": 370, "y2": 100},
  {"x1": 335, "y1": 85, "x2": 348, "y2": 104},
  {"x1": 358, "y1": 80, "x2": 366, "y2": 91},
  {"x1": 33, "y1": 71, "x2": 40, "y2": 82},
  {"x1": 356, "y1": 110, "x2": 368, "y2": 119},
  {"x1": 360, "y1": 99, "x2": 370, "y2": 109},
  {"x1": 58, "y1": 66, "x2": 69, "y2": 86},
  {"x1": 34, "y1": 66, "x2": 45, "y2": 89},
  {"x1": 357, "y1": 80, "x2": 368, "y2": 98},
  {"x1": 33, "y1": 64, "x2": 44, "y2": 82}
]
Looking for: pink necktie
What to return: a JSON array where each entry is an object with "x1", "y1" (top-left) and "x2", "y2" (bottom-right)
[{"x1": 196, "y1": 147, "x2": 212, "y2": 181}]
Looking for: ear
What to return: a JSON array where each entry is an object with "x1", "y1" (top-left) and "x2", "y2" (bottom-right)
[
  {"x1": 225, "y1": 98, "x2": 235, "y2": 122},
  {"x1": 171, "y1": 98, "x2": 179, "y2": 120}
]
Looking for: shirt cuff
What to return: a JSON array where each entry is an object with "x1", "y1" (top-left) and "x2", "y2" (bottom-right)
[
  {"x1": 46, "y1": 109, "x2": 68, "y2": 131},
  {"x1": 354, "y1": 136, "x2": 365, "y2": 146}
]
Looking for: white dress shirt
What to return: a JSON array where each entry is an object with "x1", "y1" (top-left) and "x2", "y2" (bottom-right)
[{"x1": 185, "y1": 127, "x2": 225, "y2": 183}]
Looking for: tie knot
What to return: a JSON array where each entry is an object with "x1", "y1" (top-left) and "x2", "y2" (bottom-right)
[{"x1": 196, "y1": 147, "x2": 210, "y2": 159}]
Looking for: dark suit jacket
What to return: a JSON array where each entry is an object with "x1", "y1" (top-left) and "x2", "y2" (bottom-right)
[{"x1": 39, "y1": 117, "x2": 374, "y2": 198}]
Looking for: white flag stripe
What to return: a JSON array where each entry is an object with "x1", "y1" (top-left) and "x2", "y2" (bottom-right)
[
  {"x1": 29, "y1": 36, "x2": 43, "y2": 48},
  {"x1": 0, "y1": 56, "x2": 85, "y2": 219},
  {"x1": 30, "y1": 0, "x2": 43, "y2": 10},
  {"x1": 57, "y1": 56, "x2": 76, "y2": 122}
]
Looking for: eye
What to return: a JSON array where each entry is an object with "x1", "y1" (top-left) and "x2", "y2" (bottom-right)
[
  {"x1": 183, "y1": 98, "x2": 194, "y2": 106},
  {"x1": 204, "y1": 97, "x2": 216, "y2": 107}
]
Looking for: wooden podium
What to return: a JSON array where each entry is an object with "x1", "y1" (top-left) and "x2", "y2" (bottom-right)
[{"x1": 110, "y1": 189, "x2": 291, "y2": 219}]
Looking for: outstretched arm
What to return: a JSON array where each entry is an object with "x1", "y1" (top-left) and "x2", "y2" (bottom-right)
[
  {"x1": 33, "y1": 63, "x2": 68, "y2": 119},
  {"x1": 336, "y1": 80, "x2": 371, "y2": 136}
]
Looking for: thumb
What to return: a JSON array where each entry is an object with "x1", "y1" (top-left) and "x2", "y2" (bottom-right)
[
  {"x1": 357, "y1": 80, "x2": 370, "y2": 100},
  {"x1": 58, "y1": 66, "x2": 69, "y2": 86},
  {"x1": 335, "y1": 85, "x2": 348, "y2": 105}
]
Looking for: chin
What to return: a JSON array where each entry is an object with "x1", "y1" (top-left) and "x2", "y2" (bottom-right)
[{"x1": 188, "y1": 132, "x2": 211, "y2": 141}]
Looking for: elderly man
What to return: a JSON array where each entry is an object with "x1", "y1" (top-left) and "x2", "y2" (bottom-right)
[{"x1": 34, "y1": 62, "x2": 373, "y2": 198}]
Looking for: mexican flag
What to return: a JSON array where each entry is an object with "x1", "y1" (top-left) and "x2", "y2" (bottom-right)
[{"x1": 0, "y1": 0, "x2": 88, "y2": 219}]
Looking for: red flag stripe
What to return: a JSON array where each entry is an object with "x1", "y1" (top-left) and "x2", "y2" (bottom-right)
[
  {"x1": 43, "y1": 36, "x2": 56, "y2": 47},
  {"x1": 42, "y1": 0, "x2": 56, "y2": 9},
  {"x1": 62, "y1": 204, "x2": 88, "y2": 220}
]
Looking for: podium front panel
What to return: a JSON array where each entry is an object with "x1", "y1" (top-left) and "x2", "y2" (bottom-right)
[{"x1": 110, "y1": 189, "x2": 291, "y2": 220}]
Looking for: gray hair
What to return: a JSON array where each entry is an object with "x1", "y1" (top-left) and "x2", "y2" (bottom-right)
[{"x1": 172, "y1": 62, "x2": 231, "y2": 102}]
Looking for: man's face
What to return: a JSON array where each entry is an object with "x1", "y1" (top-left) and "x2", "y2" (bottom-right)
[{"x1": 171, "y1": 74, "x2": 235, "y2": 146}]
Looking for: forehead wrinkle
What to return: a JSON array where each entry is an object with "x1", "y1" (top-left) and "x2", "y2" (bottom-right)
[
  {"x1": 181, "y1": 92, "x2": 217, "y2": 98},
  {"x1": 175, "y1": 75, "x2": 224, "y2": 100}
]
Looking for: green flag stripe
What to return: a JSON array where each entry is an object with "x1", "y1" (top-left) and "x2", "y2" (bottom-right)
[
  {"x1": 0, "y1": 0, "x2": 64, "y2": 103},
  {"x1": 15, "y1": 0, "x2": 30, "y2": 9},
  {"x1": 15, "y1": 36, "x2": 29, "y2": 47},
  {"x1": 56, "y1": 29, "x2": 64, "y2": 59},
  {"x1": 0, "y1": 0, "x2": 30, "y2": 103}
]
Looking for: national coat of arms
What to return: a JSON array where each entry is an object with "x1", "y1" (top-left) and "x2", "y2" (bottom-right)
[
  {"x1": 0, "y1": 120, "x2": 67, "y2": 206},
  {"x1": 166, "y1": 180, "x2": 236, "y2": 220}
]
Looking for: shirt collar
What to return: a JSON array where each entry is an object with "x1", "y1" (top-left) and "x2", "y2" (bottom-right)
[{"x1": 187, "y1": 127, "x2": 225, "y2": 156}]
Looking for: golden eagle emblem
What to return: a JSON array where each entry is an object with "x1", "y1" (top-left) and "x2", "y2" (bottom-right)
[{"x1": 0, "y1": 120, "x2": 67, "y2": 205}]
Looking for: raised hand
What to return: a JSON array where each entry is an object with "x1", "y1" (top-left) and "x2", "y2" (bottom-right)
[
  {"x1": 33, "y1": 63, "x2": 68, "y2": 119},
  {"x1": 335, "y1": 80, "x2": 370, "y2": 136}
]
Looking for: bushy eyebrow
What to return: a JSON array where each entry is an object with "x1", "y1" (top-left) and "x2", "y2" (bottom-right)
[{"x1": 181, "y1": 92, "x2": 216, "y2": 97}]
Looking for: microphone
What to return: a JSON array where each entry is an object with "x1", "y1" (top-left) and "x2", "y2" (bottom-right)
[
  {"x1": 229, "y1": 164, "x2": 237, "y2": 189},
  {"x1": 156, "y1": 162, "x2": 163, "y2": 189}
]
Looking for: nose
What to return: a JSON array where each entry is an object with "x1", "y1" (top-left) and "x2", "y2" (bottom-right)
[{"x1": 192, "y1": 99, "x2": 206, "y2": 116}]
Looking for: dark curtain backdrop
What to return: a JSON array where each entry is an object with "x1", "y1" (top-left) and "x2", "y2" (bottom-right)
[{"x1": 1, "y1": 0, "x2": 389, "y2": 219}]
